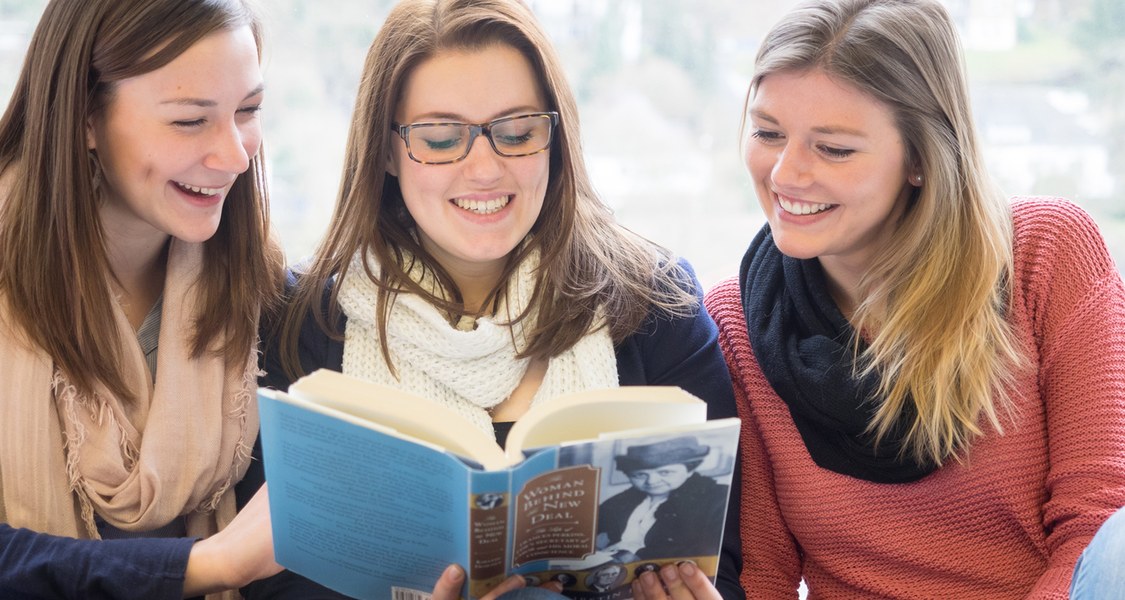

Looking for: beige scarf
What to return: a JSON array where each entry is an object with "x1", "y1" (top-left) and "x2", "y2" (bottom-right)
[
  {"x1": 338, "y1": 248, "x2": 619, "y2": 435},
  {"x1": 0, "y1": 240, "x2": 258, "y2": 597}
]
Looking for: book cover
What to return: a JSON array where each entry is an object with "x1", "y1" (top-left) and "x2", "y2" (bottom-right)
[{"x1": 258, "y1": 369, "x2": 739, "y2": 600}]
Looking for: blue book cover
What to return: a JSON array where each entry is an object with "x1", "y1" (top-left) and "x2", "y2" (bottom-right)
[{"x1": 258, "y1": 369, "x2": 739, "y2": 600}]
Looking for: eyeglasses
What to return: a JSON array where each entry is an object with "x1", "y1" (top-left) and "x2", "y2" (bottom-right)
[{"x1": 391, "y1": 111, "x2": 559, "y2": 165}]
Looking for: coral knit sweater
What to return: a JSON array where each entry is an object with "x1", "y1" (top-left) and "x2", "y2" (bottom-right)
[{"x1": 704, "y1": 198, "x2": 1125, "y2": 599}]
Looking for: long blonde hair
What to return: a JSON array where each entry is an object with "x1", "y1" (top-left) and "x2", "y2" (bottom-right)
[
  {"x1": 280, "y1": 0, "x2": 693, "y2": 378},
  {"x1": 748, "y1": 0, "x2": 1026, "y2": 466},
  {"x1": 0, "y1": 0, "x2": 285, "y2": 403}
]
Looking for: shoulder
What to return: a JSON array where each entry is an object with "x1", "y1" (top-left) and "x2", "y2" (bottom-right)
[
  {"x1": 1011, "y1": 196, "x2": 1106, "y2": 243},
  {"x1": 1009, "y1": 196, "x2": 1118, "y2": 290},
  {"x1": 615, "y1": 258, "x2": 710, "y2": 362},
  {"x1": 259, "y1": 264, "x2": 345, "y2": 389},
  {"x1": 622, "y1": 257, "x2": 706, "y2": 340},
  {"x1": 703, "y1": 277, "x2": 742, "y2": 321}
]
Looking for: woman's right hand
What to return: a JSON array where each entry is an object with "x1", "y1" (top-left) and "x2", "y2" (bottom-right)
[
  {"x1": 430, "y1": 564, "x2": 564, "y2": 600},
  {"x1": 182, "y1": 484, "x2": 283, "y2": 597},
  {"x1": 631, "y1": 561, "x2": 722, "y2": 600}
]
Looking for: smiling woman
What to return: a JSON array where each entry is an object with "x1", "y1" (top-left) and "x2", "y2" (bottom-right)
[
  {"x1": 253, "y1": 1, "x2": 742, "y2": 600},
  {"x1": 705, "y1": 0, "x2": 1125, "y2": 597},
  {"x1": 88, "y1": 26, "x2": 265, "y2": 248},
  {"x1": 744, "y1": 68, "x2": 917, "y2": 317},
  {"x1": 88, "y1": 25, "x2": 267, "y2": 326},
  {"x1": 0, "y1": 0, "x2": 285, "y2": 599}
]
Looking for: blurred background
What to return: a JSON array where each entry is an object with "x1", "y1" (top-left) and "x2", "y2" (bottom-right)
[{"x1": 2, "y1": 0, "x2": 1122, "y2": 287}]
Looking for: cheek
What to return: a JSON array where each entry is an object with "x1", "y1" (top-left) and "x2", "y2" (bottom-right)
[
  {"x1": 519, "y1": 154, "x2": 551, "y2": 189},
  {"x1": 398, "y1": 162, "x2": 450, "y2": 208}
]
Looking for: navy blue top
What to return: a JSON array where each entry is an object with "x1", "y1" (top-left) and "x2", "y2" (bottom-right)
[{"x1": 0, "y1": 262, "x2": 744, "y2": 600}]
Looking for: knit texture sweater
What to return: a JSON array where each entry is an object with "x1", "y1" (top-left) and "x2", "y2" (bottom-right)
[{"x1": 704, "y1": 197, "x2": 1125, "y2": 599}]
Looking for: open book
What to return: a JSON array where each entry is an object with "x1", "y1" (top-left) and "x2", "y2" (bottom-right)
[{"x1": 258, "y1": 369, "x2": 740, "y2": 600}]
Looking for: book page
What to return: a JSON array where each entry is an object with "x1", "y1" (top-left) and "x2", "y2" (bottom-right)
[
  {"x1": 288, "y1": 369, "x2": 508, "y2": 470},
  {"x1": 506, "y1": 387, "x2": 707, "y2": 460}
]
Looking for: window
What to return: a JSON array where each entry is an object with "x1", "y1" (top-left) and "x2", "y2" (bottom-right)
[{"x1": 3, "y1": 0, "x2": 1121, "y2": 284}]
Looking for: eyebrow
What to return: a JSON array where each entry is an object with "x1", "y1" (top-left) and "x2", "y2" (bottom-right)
[
  {"x1": 408, "y1": 105, "x2": 544, "y2": 123},
  {"x1": 750, "y1": 109, "x2": 868, "y2": 138},
  {"x1": 161, "y1": 83, "x2": 266, "y2": 107}
]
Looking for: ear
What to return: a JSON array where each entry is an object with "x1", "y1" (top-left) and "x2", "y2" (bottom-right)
[
  {"x1": 385, "y1": 147, "x2": 399, "y2": 178},
  {"x1": 86, "y1": 115, "x2": 97, "y2": 150}
]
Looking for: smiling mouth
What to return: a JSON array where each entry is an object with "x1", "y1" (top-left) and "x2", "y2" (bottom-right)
[
  {"x1": 778, "y1": 195, "x2": 834, "y2": 215},
  {"x1": 453, "y1": 195, "x2": 511, "y2": 215},
  {"x1": 174, "y1": 181, "x2": 225, "y2": 197}
]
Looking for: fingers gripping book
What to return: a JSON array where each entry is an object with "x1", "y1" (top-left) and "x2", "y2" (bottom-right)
[{"x1": 257, "y1": 369, "x2": 740, "y2": 600}]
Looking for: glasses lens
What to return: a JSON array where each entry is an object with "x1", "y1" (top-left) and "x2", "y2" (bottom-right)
[
  {"x1": 408, "y1": 123, "x2": 469, "y2": 163},
  {"x1": 490, "y1": 115, "x2": 554, "y2": 156}
]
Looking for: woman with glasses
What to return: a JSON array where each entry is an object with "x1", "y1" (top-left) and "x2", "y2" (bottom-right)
[
  {"x1": 252, "y1": 0, "x2": 742, "y2": 599},
  {"x1": 704, "y1": 0, "x2": 1125, "y2": 597}
]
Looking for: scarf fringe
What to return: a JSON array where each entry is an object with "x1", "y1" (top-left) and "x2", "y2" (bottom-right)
[
  {"x1": 52, "y1": 370, "x2": 99, "y2": 538},
  {"x1": 200, "y1": 347, "x2": 260, "y2": 514}
]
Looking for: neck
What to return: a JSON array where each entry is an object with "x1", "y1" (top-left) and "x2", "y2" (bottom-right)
[
  {"x1": 818, "y1": 256, "x2": 864, "y2": 322},
  {"x1": 100, "y1": 206, "x2": 171, "y2": 329},
  {"x1": 437, "y1": 258, "x2": 507, "y2": 315}
]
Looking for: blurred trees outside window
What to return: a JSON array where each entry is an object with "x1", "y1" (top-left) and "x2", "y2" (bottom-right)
[{"x1": 1, "y1": 0, "x2": 1121, "y2": 285}]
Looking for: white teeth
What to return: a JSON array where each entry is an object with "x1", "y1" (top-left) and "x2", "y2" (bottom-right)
[
  {"x1": 175, "y1": 182, "x2": 223, "y2": 195},
  {"x1": 778, "y1": 196, "x2": 833, "y2": 215},
  {"x1": 453, "y1": 195, "x2": 510, "y2": 215}
]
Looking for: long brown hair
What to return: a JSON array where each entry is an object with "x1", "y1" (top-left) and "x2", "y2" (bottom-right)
[
  {"x1": 280, "y1": 0, "x2": 693, "y2": 377},
  {"x1": 744, "y1": 0, "x2": 1026, "y2": 466},
  {"x1": 0, "y1": 0, "x2": 285, "y2": 402}
]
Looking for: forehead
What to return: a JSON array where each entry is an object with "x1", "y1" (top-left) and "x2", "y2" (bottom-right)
[
  {"x1": 108, "y1": 26, "x2": 261, "y2": 104},
  {"x1": 751, "y1": 68, "x2": 901, "y2": 136},
  {"x1": 397, "y1": 44, "x2": 547, "y2": 121}
]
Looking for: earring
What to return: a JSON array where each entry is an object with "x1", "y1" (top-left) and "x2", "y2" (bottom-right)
[{"x1": 910, "y1": 173, "x2": 923, "y2": 186}]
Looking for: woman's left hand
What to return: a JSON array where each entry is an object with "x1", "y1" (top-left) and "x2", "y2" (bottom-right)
[{"x1": 631, "y1": 561, "x2": 722, "y2": 600}]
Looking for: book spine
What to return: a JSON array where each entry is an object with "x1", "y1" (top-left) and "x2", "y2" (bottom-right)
[{"x1": 467, "y1": 469, "x2": 512, "y2": 598}]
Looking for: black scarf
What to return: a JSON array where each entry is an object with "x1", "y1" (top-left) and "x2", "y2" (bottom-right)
[{"x1": 739, "y1": 225, "x2": 936, "y2": 483}]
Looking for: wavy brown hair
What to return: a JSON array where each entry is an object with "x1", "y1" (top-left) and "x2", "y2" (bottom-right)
[
  {"x1": 0, "y1": 0, "x2": 285, "y2": 402},
  {"x1": 745, "y1": 0, "x2": 1026, "y2": 466},
  {"x1": 280, "y1": 0, "x2": 693, "y2": 377}
]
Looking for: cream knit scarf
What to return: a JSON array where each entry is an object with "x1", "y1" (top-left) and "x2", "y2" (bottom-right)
[
  {"x1": 338, "y1": 248, "x2": 619, "y2": 436},
  {"x1": 0, "y1": 241, "x2": 258, "y2": 568}
]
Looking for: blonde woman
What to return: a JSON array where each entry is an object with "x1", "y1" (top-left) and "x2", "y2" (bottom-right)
[{"x1": 704, "y1": 0, "x2": 1125, "y2": 597}]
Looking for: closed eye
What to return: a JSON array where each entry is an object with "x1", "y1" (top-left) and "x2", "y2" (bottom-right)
[
  {"x1": 818, "y1": 145, "x2": 854, "y2": 159},
  {"x1": 750, "y1": 129, "x2": 783, "y2": 143},
  {"x1": 494, "y1": 131, "x2": 534, "y2": 147},
  {"x1": 424, "y1": 136, "x2": 462, "y2": 150}
]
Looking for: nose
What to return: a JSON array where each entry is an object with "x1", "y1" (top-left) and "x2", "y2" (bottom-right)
[
  {"x1": 770, "y1": 143, "x2": 812, "y2": 189},
  {"x1": 204, "y1": 119, "x2": 254, "y2": 174},
  {"x1": 461, "y1": 131, "x2": 504, "y2": 183}
]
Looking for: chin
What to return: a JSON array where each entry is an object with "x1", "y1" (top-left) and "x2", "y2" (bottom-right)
[
  {"x1": 771, "y1": 238, "x2": 821, "y2": 261},
  {"x1": 174, "y1": 225, "x2": 223, "y2": 244}
]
